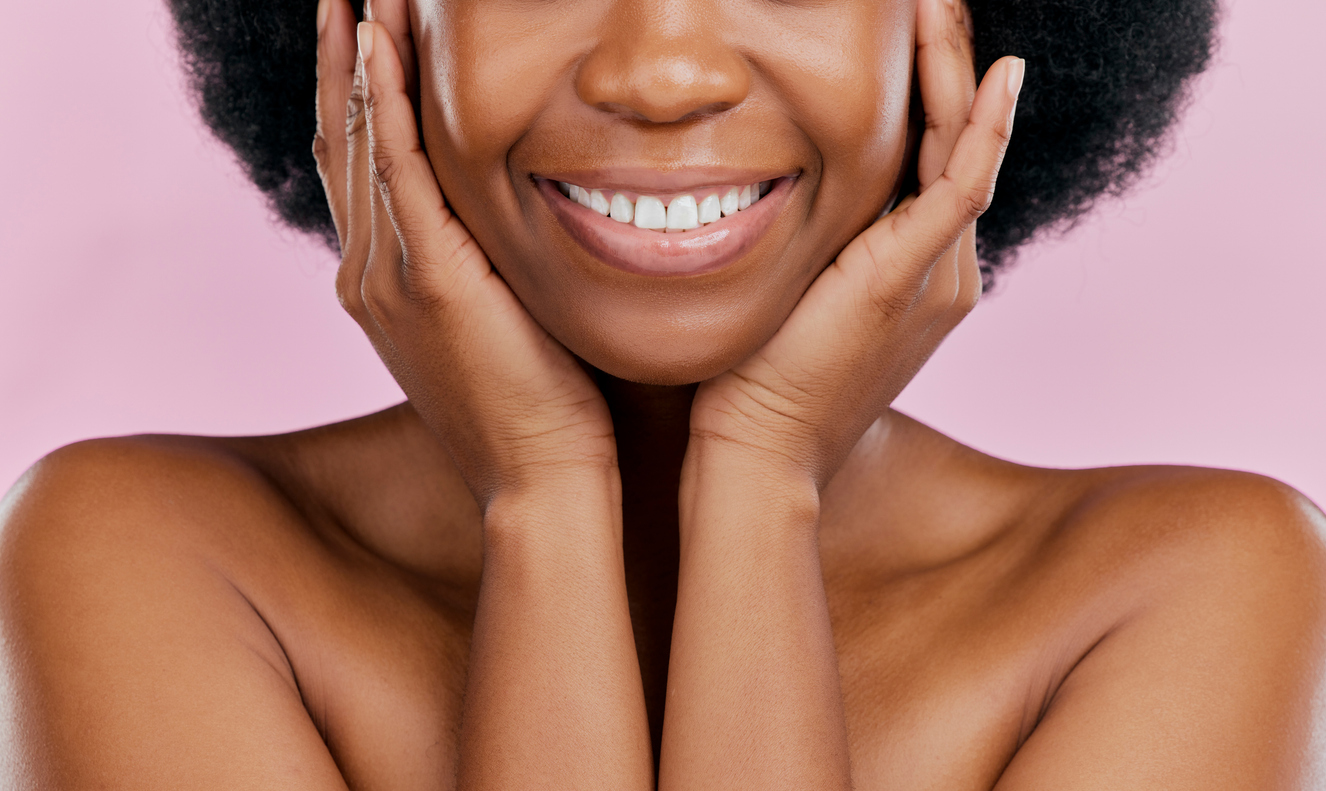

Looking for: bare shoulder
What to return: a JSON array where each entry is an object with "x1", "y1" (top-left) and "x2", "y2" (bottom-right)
[
  {"x1": 1, "y1": 433, "x2": 313, "y2": 548},
  {"x1": 998, "y1": 464, "x2": 1326, "y2": 789},
  {"x1": 0, "y1": 435, "x2": 356, "y2": 789},
  {"x1": 846, "y1": 413, "x2": 1326, "y2": 788},
  {"x1": 0, "y1": 405, "x2": 478, "y2": 591},
  {"x1": 0, "y1": 433, "x2": 337, "y2": 608},
  {"x1": 1053, "y1": 464, "x2": 1326, "y2": 618},
  {"x1": 1075, "y1": 463, "x2": 1323, "y2": 536},
  {"x1": 0, "y1": 413, "x2": 478, "y2": 788}
]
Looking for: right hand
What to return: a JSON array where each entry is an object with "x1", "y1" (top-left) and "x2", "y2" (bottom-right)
[{"x1": 311, "y1": 0, "x2": 617, "y2": 508}]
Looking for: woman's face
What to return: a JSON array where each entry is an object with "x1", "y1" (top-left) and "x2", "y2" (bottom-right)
[{"x1": 411, "y1": 0, "x2": 915, "y2": 385}]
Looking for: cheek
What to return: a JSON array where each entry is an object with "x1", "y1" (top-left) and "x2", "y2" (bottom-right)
[
  {"x1": 751, "y1": 1, "x2": 914, "y2": 198},
  {"x1": 415, "y1": 4, "x2": 588, "y2": 208},
  {"x1": 799, "y1": 10, "x2": 915, "y2": 264}
]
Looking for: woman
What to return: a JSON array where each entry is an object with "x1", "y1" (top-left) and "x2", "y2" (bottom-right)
[{"x1": 2, "y1": 0, "x2": 1322, "y2": 787}]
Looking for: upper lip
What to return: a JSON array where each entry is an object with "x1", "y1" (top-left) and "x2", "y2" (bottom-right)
[{"x1": 533, "y1": 166, "x2": 797, "y2": 195}]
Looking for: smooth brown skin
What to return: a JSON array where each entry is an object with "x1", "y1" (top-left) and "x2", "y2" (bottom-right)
[{"x1": 2, "y1": 0, "x2": 1325, "y2": 788}]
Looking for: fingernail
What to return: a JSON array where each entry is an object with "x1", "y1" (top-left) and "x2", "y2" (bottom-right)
[
  {"x1": 316, "y1": 0, "x2": 330, "y2": 34},
  {"x1": 1007, "y1": 58, "x2": 1025, "y2": 99},
  {"x1": 356, "y1": 21, "x2": 374, "y2": 61}
]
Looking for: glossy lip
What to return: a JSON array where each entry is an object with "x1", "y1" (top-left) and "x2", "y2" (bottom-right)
[{"x1": 537, "y1": 175, "x2": 796, "y2": 277}]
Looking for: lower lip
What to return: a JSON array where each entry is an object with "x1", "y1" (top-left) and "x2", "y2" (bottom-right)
[{"x1": 538, "y1": 177, "x2": 793, "y2": 277}]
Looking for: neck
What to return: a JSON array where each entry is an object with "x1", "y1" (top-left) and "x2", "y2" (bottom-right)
[
  {"x1": 593, "y1": 370, "x2": 695, "y2": 760},
  {"x1": 595, "y1": 371, "x2": 697, "y2": 530},
  {"x1": 594, "y1": 369, "x2": 694, "y2": 587}
]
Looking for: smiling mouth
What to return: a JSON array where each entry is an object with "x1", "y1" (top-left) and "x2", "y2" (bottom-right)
[
  {"x1": 539, "y1": 175, "x2": 795, "y2": 277},
  {"x1": 556, "y1": 180, "x2": 771, "y2": 231}
]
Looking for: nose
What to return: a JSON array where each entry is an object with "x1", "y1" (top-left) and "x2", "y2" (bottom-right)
[{"x1": 576, "y1": 0, "x2": 751, "y2": 124}]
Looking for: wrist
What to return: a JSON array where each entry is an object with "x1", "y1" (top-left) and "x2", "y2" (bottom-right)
[
  {"x1": 681, "y1": 432, "x2": 820, "y2": 494},
  {"x1": 482, "y1": 464, "x2": 623, "y2": 550},
  {"x1": 679, "y1": 436, "x2": 821, "y2": 543}
]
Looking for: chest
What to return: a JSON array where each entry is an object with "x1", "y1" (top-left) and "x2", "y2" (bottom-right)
[{"x1": 274, "y1": 560, "x2": 1071, "y2": 791}]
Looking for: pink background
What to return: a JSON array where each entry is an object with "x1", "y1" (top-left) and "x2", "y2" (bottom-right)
[{"x1": 1, "y1": 0, "x2": 1323, "y2": 505}]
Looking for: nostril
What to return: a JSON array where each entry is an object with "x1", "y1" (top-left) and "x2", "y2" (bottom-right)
[
  {"x1": 576, "y1": 40, "x2": 750, "y2": 125},
  {"x1": 593, "y1": 94, "x2": 739, "y2": 125}
]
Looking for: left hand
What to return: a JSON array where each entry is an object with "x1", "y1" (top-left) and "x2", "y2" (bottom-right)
[{"x1": 688, "y1": 0, "x2": 1022, "y2": 490}]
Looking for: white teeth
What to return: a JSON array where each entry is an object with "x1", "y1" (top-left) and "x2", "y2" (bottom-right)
[
  {"x1": 721, "y1": 187, "x2": 740, "y2": 217},
  {"x1": 563, "y1": 180, "x2": 773, "y2": 232},
  {"x1": 610, "y1": 192, "x2": 634, "y2": 224},
  {"x1": 634, "y1": 195, "x2": 668, "y2": 230},
  {"x1": 698, "y1": 193, "x2": 721, "y2": 225},
  {"x1": 666, "y1": 195, "x2": 699, "y2": 231}
]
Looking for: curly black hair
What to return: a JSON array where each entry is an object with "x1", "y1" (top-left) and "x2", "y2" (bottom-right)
[{"x1": 168, "y1": 0, "x2": 1218, "y2": 288}]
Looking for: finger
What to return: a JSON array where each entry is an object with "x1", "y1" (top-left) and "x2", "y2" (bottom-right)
[
  {"x1": 364, "y1": 0, "x2": 419, "y2": 101},
  {"x1": 922, "y1": 225, "x2": 981, "y2": 337},
  {"x1": 313, "y1": 0, "x2": 359, "y2": 248},
  {"x1": 916, "y1": 0, "x2": 987, "y2": 318},
  {"x1": 879, "y1": 56, "x2": 1023, "y2": 281},
  {"x1": 924, "y1": 220, "x2": 982, "y2": 327},
  {"x1": 335, "y1": 44, "x2": 374, "y2": 320},
  {"x1": 954, "y1": 226, "x2": 983, "y2": 312},
  {"x1": 366, "y1": 136, "x2": 407, "y2": 316},
  {"x1": 358, "y1": 21, "x2": 487, "y2": 306},
  {"x1": 915, "y1": 0, "x2": 977, "y2": 188}
]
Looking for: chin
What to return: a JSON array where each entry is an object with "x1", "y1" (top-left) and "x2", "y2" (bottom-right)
[
  {"x1": 533, "y1": 288, "x2": 793, "y2": 386},
  {"x1": 570, "y1": 332, "x2": 764, "y2": 388}
]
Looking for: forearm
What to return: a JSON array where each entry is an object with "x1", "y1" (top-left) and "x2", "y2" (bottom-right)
[
  {"x1": 660, "y1": 442, "x2": 852, "y2": 791},
  {"x1": 456, "y1": 471, "x2": 653, "y2": 791}
]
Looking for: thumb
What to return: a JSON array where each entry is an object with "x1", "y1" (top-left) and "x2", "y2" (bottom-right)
[{"x1": 358, "y1": 21, "x2": 482, "y2": 301}]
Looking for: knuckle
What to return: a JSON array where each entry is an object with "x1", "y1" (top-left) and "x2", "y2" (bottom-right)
[
  {"x1": 919, "y1": 12, "x2": 966, "y2": 57},
  {"x1": 363, "y1": 130, "x2": 405, "y2": 197},
  {"x1": 371, "y1": 153, "x2": 402, "y2": 195},
  {"x1": 956, "y1": 183, "x2": 994, "y2": 221},
  {"x1": 334, "y1": 266, "x2": 367, "y2": 321},
  {"x1": 868, "y1": 278, "x2": 922, "y2": 319},
  {"x1": 919, "y1": 274, "x2": 957, "y2": 320},
  {"x1": 361, "y1": 84, "x2": 381, "y2": 117},
  {"x1": 946, "y1": 251, "x2": 983, "y2": 319},
  {"x1": 360, "y1": 277, "x2": 399, "y2": 325},
  {"x1": 345, "y1": 93, "x2": 366, "y2": 139},
  {"x1": 938, "y1": 19, "x2": 967, "y2": 56},
  {"x1": 936, "y1": 284, "x2": 967, "y2": 324},
  {"x1": 925, "y1": 106, "x2": 970, "y2": 134},
  {"x1": 345, "y1": 110, "x2": 366, "y2": 143},
  {"x1": 955, "y1": 277, "x2": 982, "y2": 315},
  {"x1": 311, "y1": 132, "x2": 331, "y2": 170},
  {"x1": 361, "y1": 85, "x2": 391, "y2": 132},
  {"x1": 397, "y1": 253, "x2": 441, "y2": 307},
  {"x1": 400, "y1": 243, "x2": 469, "y2": 311}
]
